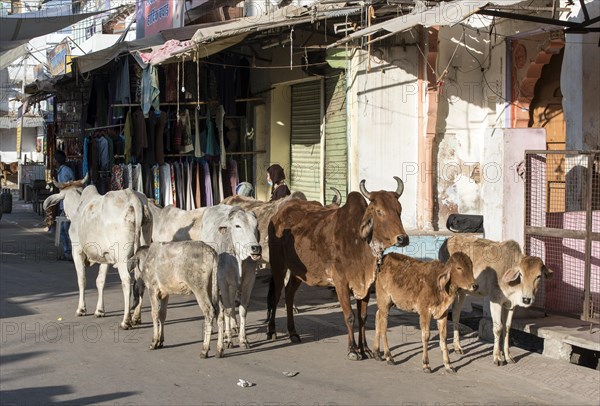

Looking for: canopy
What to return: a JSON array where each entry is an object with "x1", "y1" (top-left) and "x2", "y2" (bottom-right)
[{"x1": 0, "y1": 5, "x2": 111, "y2": 67}]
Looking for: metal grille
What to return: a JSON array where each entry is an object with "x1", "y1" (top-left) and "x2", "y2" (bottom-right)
[{"x1": 524, "y1": 150, "x2": 600, "y2": 323}]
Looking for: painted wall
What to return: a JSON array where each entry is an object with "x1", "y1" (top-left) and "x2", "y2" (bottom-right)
[
  {"x1": 0, "y1": 127, "x2": 38, "y2": 163},
  {"x1": 563, "y1": 1, "x2": 600, "y2": 151},
  {"x1": 348, "y1": 44, "x2": 419, "y2": 229}
]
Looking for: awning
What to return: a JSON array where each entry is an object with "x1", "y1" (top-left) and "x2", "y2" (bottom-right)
[
  {"x1": 0, "y1": 5, "x2": 111, "y2": 56},
  {"x1": 0, "y1": 43, "x2": 29, "y2": 70},
  {"x1": 164, "y1": 4, "x2": 350, "y2": 62},
  {"x1": 329, "y1": 0, "x2": 524, "y2": 47}
]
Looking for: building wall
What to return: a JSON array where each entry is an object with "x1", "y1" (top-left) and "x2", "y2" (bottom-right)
[
  {"x1": 348, "y1": 43, "x2": 420, "y2": 229},
  {"x1": 563, "y1": 1, "x2": 600, "y2": 151},
  {"x1": 0, "y1": 127, "x2": 38, "y2": 162}
]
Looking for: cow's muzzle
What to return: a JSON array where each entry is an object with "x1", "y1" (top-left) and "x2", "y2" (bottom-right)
[
  {"x1": 394, "y1": 234, "x2": 409, "y2": 247},
  {"x1": 250, "y1": 244, "x2": 262, "y2": 261},
  {"x1": 522, "y1": 297, "x2": 533, "y2": 305}
]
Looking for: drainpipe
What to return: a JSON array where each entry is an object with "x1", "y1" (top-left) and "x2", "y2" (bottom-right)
[{"x1": 417, "y1": 27, "x2": 438, "y2": 231}]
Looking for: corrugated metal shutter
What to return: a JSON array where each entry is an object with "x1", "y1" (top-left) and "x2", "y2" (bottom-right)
[
  {"x1": 324, "y1": 71, "x2": 347, "y2": 204},
  {"x1": 290, "y1": 80, "x2": 321, "y2": 202}
]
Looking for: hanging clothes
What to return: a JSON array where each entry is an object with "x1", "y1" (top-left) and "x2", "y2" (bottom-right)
[
  {"x1": 82, "y1": 135, "x2": 89, "y2": 177},
  {"x1": 180, "y1": 110, "x2": 194, "y2": 153},
  {"x1": 96, "y1": 136, "x2": 110, "y2": 172},
  {"x1": 177, "y1": 162, "x2": 185, "y2": 209},
  {"x1": 111, "y1": 164, "x2": 124, "y2": 190},
  {"x1": 216, "y1": 105, "x2": 226, "y2": 169},
  {"x1": 152, "y1": 165, "x2": 161, "y2": 204},
  {"x1": 186, "y1": 161, "x2": 194, "y2": 210},
  {"x1": 144, "y1": 112, "x2": 157, "y2": 166},
  {"x1": 124, "y1": 110, "x2": 132, "y2": 164},
  {"x1": 155, "y1": 111, "x2": 167, "y2": 165},
  {"x1": 194, "y1": 109, "x2": 203, "y2": 158},
  {"x1": 125, "y1": 163, "x2": 133, "y2": 189},
  {"x1": 133, "y1": 163, "x2": 144, "y2": 193},
  {"x1": 194, "y1": 162, "x2": 201, "y2": 208},
  {"x1": 204, "y1": 106, "x2": 219, "y2": 157},
  {"x1": 160, "y1": 163, "x2": 173, "y2": 207},
  {"x1": 132, "y1": 109, "x2": 148, "y2": 159},
  {"x1": 202, "y1": 160, "x2": 213, "y2": 207},
  {"x1": 141, "y1": 65, "x2": 160, "y2": 118},
  {"x1": 114, "y1": 57, "x2": 131, "y2": 120},
  {"x1": 170, "y1": 163, "x2": 177, "y2": 207}
]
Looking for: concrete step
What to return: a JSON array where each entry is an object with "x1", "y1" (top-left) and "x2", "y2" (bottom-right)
[{"x1": 478, "y1": 309, "x2": 600, "y2": 366}]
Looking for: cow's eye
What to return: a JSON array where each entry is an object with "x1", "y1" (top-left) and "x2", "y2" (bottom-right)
[
  {"x1": 536, "y1": 275, "x2": 541, "y2": 281},
  {"x1": 235, "y1": 225, "x2": 241, "y2": 229},
  {"x1": 376, "y1": 210, "x2": 384, "y2": 216}
]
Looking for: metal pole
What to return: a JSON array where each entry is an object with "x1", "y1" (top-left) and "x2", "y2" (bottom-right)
[{"x1": 583, "y1": 153, "x2": 593, "y2": 321}]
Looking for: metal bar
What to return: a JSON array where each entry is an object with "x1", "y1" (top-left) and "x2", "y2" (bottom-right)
[
  {"x1": 581, "y1": 15, "x2": 600, "y2": 27},
  {"x1": 583, "y1": 153, "x2": 593, "y2": 321},
  {"x1": 477, "y1": 9, "x2": 582, "y2": 28},
  {"x1": 579, "y1": 0, "x2": 591, "y2": 21},
  {"x1": 525, "y1": 226, "x2": 600, "y2": 241},
  {"x1": 526, "y1": 149, "x2": 600, "y2": 155},
  {"x1": 84, "y1": 123, "x2": 124, "y2": 132}
]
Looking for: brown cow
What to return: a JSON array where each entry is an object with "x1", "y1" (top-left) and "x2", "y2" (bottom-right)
[
  {"x1": 1, "y1": 161, "x2": 18, "y2": 186},
  {"x1": 267, "y1": 177, "x2": 409, "y2": 360},
  {"x1": 441, "y1": 235, "x2": 553, "y2": 365},
  {"x1": 373, "y1": 252, "x2": 476, "y2": 373}
]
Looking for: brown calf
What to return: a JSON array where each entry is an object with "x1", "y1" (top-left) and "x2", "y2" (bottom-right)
[{"x1": 374, "y1": 252, "x2": 476, "y2": 373}]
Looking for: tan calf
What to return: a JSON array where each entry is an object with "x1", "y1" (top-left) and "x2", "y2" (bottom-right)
[
  {"x1": 443, "y1": 235, "x2": 553, "y2": 365},
  {"x1": 374, "y1": 252, "x2": 476, "y2": 373}
]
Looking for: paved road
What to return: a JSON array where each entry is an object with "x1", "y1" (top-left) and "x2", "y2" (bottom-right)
[{"x1": 1, "y1": 201, "x2": 599, "y2": 406}]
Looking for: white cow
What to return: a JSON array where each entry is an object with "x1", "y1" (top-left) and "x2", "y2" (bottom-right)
[
  {"x1": 142, "y1": 203, "x2": 262, "y2": 352},
  {"x1": 43, "y1": 176, "x2": 147, "y2": 329},
  {"x1": 441, "y1": 235, "x2": 553, "y2": 365}
]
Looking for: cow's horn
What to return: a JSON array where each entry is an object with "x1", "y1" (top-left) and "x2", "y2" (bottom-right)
[
  {"x1": 81, "y1": 173, "x2": 89, "y2": 185},
  {"x1": 393, "y1": 176, "x2": 404, "y2": 197},
  {"x1": 359, "y1": 179, "x2": 371, "y2": 200},
  {"x1": 52, "y1": 178, "x2": 66, "y2": 189},
  {"x1": 330, "y1": 187, "x2": 342, "y2": 205}
]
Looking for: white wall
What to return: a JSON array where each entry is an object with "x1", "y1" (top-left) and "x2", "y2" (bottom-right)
[
  {"x1": 0, "y1": 127, "x2": 38, "y2": 162},
  {"x1": 349, "y1": 45, "x2": 419, "y2": 229},
  {"x1": 563, "y1": 1, "x2": 600, "y2": 151}
]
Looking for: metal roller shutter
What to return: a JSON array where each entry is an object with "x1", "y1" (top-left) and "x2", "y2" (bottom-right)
[
  {"x1": 290, "y1": 80, "x2": 322, "y2": 202},
  {"x1": 324, "y1": 70, "x2": 348, "y2": 205}
]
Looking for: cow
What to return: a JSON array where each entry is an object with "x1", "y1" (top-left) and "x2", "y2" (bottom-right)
[
  {"x1": 267, "y1": 177, "x2": 409, "y2": 360},
  {"x1": 441, "y1": 235, "x2": 553, "y2": 365},
  {"x1": 223, "y1": 187, "x2": 343, "y2": 321},
  {"x1": 43, "y1": 175, "x2": 146, "y2": 329},
  {"x1": 1, "y1": 161, "x2": 18, "y2": 186},
  {"x1": 138, "y1": 203, "x2": 262, "y2": 352},
  {"x1": 132, "y1": 241, "x2": 223, "y2": 358},
  {"x1": 373, "y1": 252, "x2": 477, "y2": 373}
]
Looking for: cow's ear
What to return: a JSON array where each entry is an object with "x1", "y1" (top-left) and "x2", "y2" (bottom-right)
[
  {"x1": 438, "y1": 269, "x2": 451, "y2": 294},
  {"x1": 219, "y1": 226, "x2": 228, "y2": 235},
  {"x1": 359, "y1": 214, "x2": 373, "y2": 241},
  {"x1": 502, "y1": 268, "x2": 521, "y2": 284},
  {"x1": 542, "y1": 265, "x2": 553, "y2": 279}
]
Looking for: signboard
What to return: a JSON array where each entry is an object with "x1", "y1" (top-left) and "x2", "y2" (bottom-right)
[
  {"x1": 136, "y1": 0, "x2": 184, "y2": 39},
  {"x1": 16, "y1": 119, "x2": 23, "y2": 159},
  {"x1": 33, "y1": 64, "x2": 45, "y2": 80},
  {"x1": 48, "y1": 40, "x2": 72, "y2": 77}
]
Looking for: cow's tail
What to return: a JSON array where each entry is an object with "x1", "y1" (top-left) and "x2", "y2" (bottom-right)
[
  {"x1": 132, "y1": 193, "x2": 144, "y2": 254},
  {"x1": 211, "y1": 252, "x2": 220, "y2": 317}
]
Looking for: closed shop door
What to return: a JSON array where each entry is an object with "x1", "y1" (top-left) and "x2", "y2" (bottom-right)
[
  {"x1": 324, "y1": 70, "x2": 347, "y2": 204},
  {"x1": 290, "y1": 80, "x2": 322, "y2": 201}
]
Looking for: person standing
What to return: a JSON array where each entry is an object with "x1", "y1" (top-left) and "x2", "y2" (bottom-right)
[
  {"x1": 266, "y1": 164, "x2": 290, "y2": 202},
  {"x1": 55, "y1": 150, "x2": 75, "y2": 261}
]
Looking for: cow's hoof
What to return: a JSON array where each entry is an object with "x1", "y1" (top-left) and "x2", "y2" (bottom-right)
[
  {"x1": 361, "y1": 349, "x2": 374, "y2": 359},
  {"x1": 120, "y1": 321, "x2": 132, "y2": 330},
  {"x1": 240, "y1": 341, "x2": 250, "y2": 350},
  {"x1": 76, "y1": 308, "x2": 86, "y2": 317},
  {"x1": 216, "y1": 349, "x2": 224, "y2": 358},
  {"x1": 423, "y1": 366, "x2": 432, "y2": 373},
  {"x1": 199, "y1": 351, "x2": 208, "y2": 359},
  {"x1": 289, "y1": 334, "x2": 301, "y2": 344},
  {"x1": 386, "y1": 358, "x2": 396, "y2": 366},
  {"x1": 374, "y1": 351, "x2": 383, "y2": 362},
  {"x1": 226, "y1": 341, "x2": 233, "y2": 349},
  {"x1": 493, "y1": 359, "x2": 504, "y2": 366},
  {"x1": 506, "y1": 355, "x2": 516, "y2": 364},
  {"x1": 94, "y1": 309, "x2": 105, "y2": 318},
  {"x1": 132, "y1": 317, "x2": 142, "y2": 326},
  {"x1": 150, "y1": 343, "x2": 159, "y2": 350},
  {"x1": 454, "y1": 346, "x2": 464, "y2": 355},
  {"x1": 347, "y1": 351, "x2": 360, "y2": 361},
  {"x1": 445, "y1": 366, "x2": 457, "y2": 374},
  {"x1": 267, "y1": 331, "x2": 277, "y2": 341}
]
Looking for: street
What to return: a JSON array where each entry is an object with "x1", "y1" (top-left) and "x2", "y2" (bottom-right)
[{"x1": 1, "y1": 202, "x2": 599, "y2": 406}]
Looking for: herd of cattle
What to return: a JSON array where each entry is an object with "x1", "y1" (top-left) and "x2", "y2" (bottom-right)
[{"x1": 43, "y1": 175, "x2": 552, "y2": 373}]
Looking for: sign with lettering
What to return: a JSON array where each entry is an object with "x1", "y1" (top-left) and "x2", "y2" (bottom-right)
[
  {"x1": 135, "y1": 0, "x2": 184, "y2": 39},
  {"x1": 48, "y1": 40, "x2": 72, "y2": 77}
]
